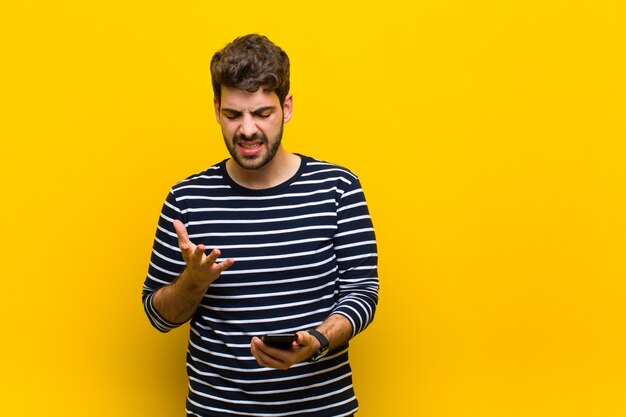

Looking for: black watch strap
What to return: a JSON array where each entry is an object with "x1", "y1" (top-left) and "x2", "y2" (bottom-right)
[{"x1": 307, "y1": 329, "x2": 330, "y2": 362}]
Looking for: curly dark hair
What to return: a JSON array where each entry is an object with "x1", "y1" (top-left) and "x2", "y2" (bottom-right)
[{"x1": 211, "y1": 34, "x2": 290, "y2": 106}]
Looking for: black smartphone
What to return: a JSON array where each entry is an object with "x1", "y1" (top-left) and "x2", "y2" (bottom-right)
[{"x1": 261, "y1": 333, "x2": 297, "y2": 349}]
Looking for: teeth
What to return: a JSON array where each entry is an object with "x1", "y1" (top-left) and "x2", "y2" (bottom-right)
[{"x1": 240, "y1": 143, "x2": 261, "y2": 149}]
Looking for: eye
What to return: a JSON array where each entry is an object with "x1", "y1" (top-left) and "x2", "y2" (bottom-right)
[
  {"x1": 224, "y1": 113, "x2": 240, "y2": 120},
  {"x1": 257, "y1": 113, "x2": 271, "y2": 119}
]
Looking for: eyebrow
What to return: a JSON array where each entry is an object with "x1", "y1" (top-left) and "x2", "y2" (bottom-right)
[{"x1": 221, "y1": 105, "x2": 276, "y2": 114}]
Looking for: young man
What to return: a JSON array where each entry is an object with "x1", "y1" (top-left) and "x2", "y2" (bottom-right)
[{"x1": 142, "y1": 34, "x2": 379, "y2": 417}]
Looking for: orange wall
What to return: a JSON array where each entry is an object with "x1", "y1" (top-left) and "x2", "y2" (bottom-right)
[{"x1": 1, "y1": 1, "x2": 625, "y2": 416}]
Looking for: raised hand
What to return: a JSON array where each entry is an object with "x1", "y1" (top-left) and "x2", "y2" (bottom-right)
[
  {"x1": 152, "y1": 220, "x2": 236, "y2": 324},
  {"x1": 173, "y1": 219, "x2": 235, "y2": 288}
]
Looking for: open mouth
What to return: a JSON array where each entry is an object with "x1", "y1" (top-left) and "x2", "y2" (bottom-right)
[{"x1": 237, "y1": 141, "x2": 264, "y2": 155}]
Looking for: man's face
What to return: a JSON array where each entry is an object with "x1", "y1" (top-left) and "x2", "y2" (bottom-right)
[{"x1": 215, "y1": 86, "x2": 292, "y2": 170}]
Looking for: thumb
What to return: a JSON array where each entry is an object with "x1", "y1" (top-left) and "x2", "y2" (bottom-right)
[{"x1": 296, "y1": 331, "x2": 309, "y2": 346}]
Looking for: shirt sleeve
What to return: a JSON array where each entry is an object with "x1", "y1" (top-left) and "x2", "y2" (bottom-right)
[
  {"x1": 331, "y1": 176, "x2": 379, "y2": 337},
  {"x1": 141, "y1": 190, "x2": 188, "y2": 332}
]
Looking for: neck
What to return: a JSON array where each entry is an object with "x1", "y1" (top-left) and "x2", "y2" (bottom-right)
[{"x1": 226, "y1": 147, "x2": 301, "y2": 190}]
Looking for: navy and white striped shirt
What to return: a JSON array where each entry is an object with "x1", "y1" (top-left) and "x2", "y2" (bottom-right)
[{"x1": 142, "y1": 155, "x2": 379, "y2": 416}]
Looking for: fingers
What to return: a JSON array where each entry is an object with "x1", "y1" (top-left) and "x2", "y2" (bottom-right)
[
  {"x1": 205, "y1": 248, "x2": 221, "y2": 264},
  {"x1": 173, "y1": 219, "x2": 235, "y2": 275},
  {"x1": 251, "y1": 337, "x2": 290, "y2": 370},
  {"x1": 173, "y1": 219, "x2": 191, "y2": 250},
  {"x1": 190, "y1": 244, "x2": 206, "y2": 265},
  {"x1": 189, "y1": 245, "x2": 235, "y2": 278},
  {"x1": 216, "y1": 257, "x2": 235, "y2": 272},
  {"x1": 203, "y1": 248, "x2": 234, "y2": 273}
]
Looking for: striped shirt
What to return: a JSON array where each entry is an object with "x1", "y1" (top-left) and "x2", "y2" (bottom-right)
[{"x1": 142, "y1": 155, "x2": 379, "y2": 416}]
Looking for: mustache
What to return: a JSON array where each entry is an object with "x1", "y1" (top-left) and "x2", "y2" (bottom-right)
[{"x1": 235, "y1": 132, "x2": 266, "y2": 142}]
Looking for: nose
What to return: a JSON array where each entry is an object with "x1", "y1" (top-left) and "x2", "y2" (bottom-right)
[{"x1": 239, "y1": 113, "x2": 258, "y2": 138}]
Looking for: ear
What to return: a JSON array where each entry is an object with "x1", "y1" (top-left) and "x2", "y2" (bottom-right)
[
  {"x1": 213, "y1": 98, "x2": 221, "y2": 124},
  {"x1": 282, "y1": 94, "x2": 293, "y2": 123}
]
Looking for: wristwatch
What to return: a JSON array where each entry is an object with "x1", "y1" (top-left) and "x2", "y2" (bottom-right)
[{"x1": 307, "y1": 329, "x2": 330, "y2": 362}]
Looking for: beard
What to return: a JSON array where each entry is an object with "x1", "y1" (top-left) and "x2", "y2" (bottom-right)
[{"x1": 223, "y1": 123, "x2": 284, "y2": 170}]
